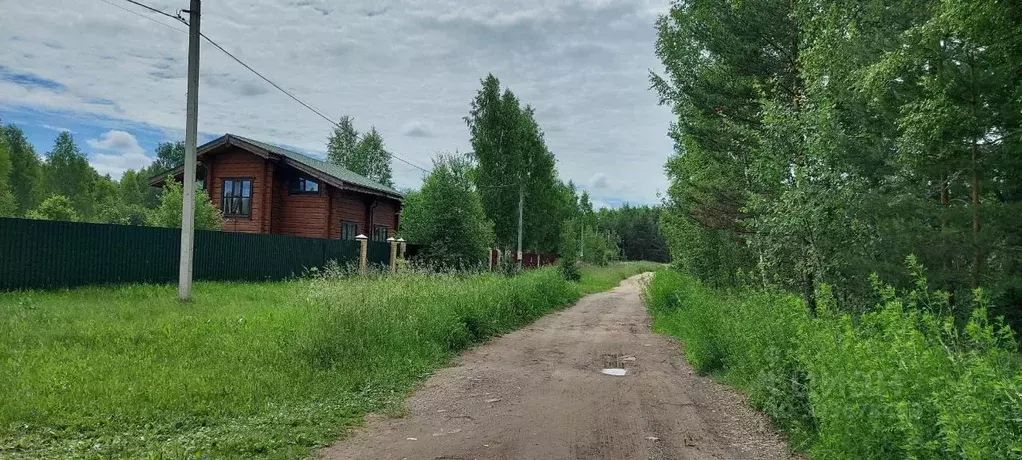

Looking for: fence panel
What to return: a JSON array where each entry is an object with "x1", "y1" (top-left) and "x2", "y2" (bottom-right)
[
  {"x1": 0, "y1": 218, "x2": 181, "y2": 290},
  {"x1": 323, "y1": 239, "x2": 360, "y2": 267},
  {"x1": 0, "y1": 217, "x2": 367, "y2": 291},
  {"x1": 366, "y1": 241, "x2": 391, "y2": 266}
]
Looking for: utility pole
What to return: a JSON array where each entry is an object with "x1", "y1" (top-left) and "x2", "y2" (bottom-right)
[
  {"x1": 178, "y1": 0, "x2": 201, "y2": 301},
  {"x1": 579, "y1": 221, "x2": 584, "y2": 261},
  {"x1": 517, "y1": 184, "x2": 524, "y2": 269}
]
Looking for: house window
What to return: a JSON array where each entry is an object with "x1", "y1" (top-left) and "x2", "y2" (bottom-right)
[
  {"x1": 341, "y1": 221, "x2": 358, "y2": 240},
  {"x1": 221, "y1": 178, "x2": 252, "y2": 217},
  {"x1": 288, "y1": 176, "x2": 320, "y2": 194},
  {"x1": 372, "y1": 225, "x2": 388, "y2": 242}
]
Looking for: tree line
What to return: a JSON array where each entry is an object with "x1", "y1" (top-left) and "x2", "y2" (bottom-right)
[
  {"x1": 400, "y1": 73, "x2": 670, "y2": 268},
  {"x1": 0, "y1": 124, "x2": 222, "y2": 228},
  {"x1": 0, "y1": 116, "x2": 399, "y2": 231},
  {"x1": 652, "y1": 0, "x2": 1021, "y2": 323}
]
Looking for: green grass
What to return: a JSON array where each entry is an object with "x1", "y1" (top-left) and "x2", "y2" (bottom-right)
[
  {"x1": 645, "y1": 268, "x2": 1022, "y2": 459},
  {"x1": 578, "y1": 261, "x2": 661, "y2": 294},
  {"x1": 0, "y1": 262, "x2": 654, "y2": 459}
]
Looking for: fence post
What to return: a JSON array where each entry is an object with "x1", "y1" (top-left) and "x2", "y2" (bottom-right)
[
  {"x1": 398, "y1": 238, "x2": 406, "y2": 259},
  {"x1": 387, "y1": 237, "x2": 397, "y2": 274},
  {"x1": 355, "y1": 234, "x2": 368, "y2": 275}
]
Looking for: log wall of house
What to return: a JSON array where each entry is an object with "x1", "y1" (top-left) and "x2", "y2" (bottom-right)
[
  {"x1": 201, "y1": 145, "x2": 401, "y2": 239},
  {"x1": 207, "y1": 148, "x2": 267, "y2": 234},
  {"x1": 272, "y1": 173, "x2": 330, "y2": 239},
  {"x1": 371, "y1": 199, "x2": 400, "y2": 239},
  {"x1": 329, "y1": 189, "x2": 369, "y2": 239}
]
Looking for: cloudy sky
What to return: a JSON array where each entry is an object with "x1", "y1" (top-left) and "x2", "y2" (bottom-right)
[{"x1": 0, "y1": 0, "x2": 674, "y2": 209}]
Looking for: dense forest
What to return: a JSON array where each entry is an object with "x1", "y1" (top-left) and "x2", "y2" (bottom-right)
[{"x1": 652, "y1": 0, "x2": 1021, "y2": 324}]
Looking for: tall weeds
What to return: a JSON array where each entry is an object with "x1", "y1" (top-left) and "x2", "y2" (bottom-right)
[
  {"x1": 0, "y1": 263, "x2": 653, "y2": 458},
  {"x1": 645, "y1": 262, "x2": 1022, "y2": 459}
]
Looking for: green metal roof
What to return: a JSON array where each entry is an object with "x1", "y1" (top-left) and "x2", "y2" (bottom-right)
[{"x1": 228, "y1": 134, "x2": 403, "y2": 199}]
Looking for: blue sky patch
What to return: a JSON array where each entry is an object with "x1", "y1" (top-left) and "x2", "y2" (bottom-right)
[{"x1": 0, "y1": 66, "x2": 66, "y2": 92}]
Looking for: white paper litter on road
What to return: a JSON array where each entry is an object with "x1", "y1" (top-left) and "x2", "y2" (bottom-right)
[{"x1": 601, "y1": 368, "x2": 628, "y2": 376}]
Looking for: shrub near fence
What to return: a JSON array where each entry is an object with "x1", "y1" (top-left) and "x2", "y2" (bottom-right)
[{"x1": 0, "y1": 217, "x2": 364, "y2": 290}]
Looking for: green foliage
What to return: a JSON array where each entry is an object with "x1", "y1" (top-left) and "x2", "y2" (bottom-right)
[
  {"x1": 399, "y1": 153, "x2": 494, "y2": 268},
  {"x1": 151, "y1": 141, "x2": 185, "y2": 172},
  {"x1": 146, "y1": 178, "x2": 224, "y2": 230},
  {"x1": 495, "y1": 253, "x2": 522, "y2": 278},
  {"x1": 646, "y1": 263, "x2": 1022, "y2": 458},
  {"x1": 96, "y1": 200, "x2": 149, "y2": 226},
  {"x1": 26, "y1": 195, "x2": 79, "y2": 222},
  {"x1": 652, "y1": 0, "x2": 1022, "y2": 322},
  {"x1": 559, "y1": 256, "x2": 581, "y2": 282},
  {"x1": 0, "y1": 133, "x2": 14, "y2": 217},
  {"x1": 327, "y1": 116, "x2": 394, "y2": 187},
  {"x1": 353, "y1": 127, "x2": 394, "y2": 187},
  {"x1": 596, "y1": 205, "x2": 669, "y2": 262},
  {"x1": 326, "y1": 115, "x2": 359, "y2": 167},
  {"x1": 0, "y1": 189, "x2": 15, "y2": 217},
  {"x1": 43, "y1": 132, "x2": 97, "y2": 219},
  {"x1": 560, "y1": 216, "x2": 619, "y2": 267},
  {"x1": 117, "y1": 168, "x2": 161, "y2": 209},
  {"x1": 466, "y1": 74, "x2": 567, "y2": 252},
  {"x1": 0, "y1": 263, "x2": 653, "y2": 458},
  {"x1": 2, "y1": 124, "x2": 44, "y2": 214}
]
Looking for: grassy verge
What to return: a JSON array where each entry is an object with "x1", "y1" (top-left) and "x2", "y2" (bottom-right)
[
  {"x1": 0, "y1": 262, "x2": 654, "y2": 459},
  {"x1": 644, "y1": 268, "x2": 1022, "y2": 459},
  {"x1": 578, "y1": 261, "x2": 661, "y2": 294}
]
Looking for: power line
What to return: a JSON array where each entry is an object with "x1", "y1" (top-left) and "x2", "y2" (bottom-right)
[
  {"x1": 195, "y1": 32, "x2": 431, "y2": 174},
  {"x1": 98, "y1": 0, "x2": 187, "y2": 33},
  {"x1": 122, "y1": 0, "x2": 181, "y2": 21},
  {"x1": 105, "y1": 0, "x2": 433, "y2": 174}
]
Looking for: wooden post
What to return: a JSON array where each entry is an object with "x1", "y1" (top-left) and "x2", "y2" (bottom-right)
[
  {"x1": 387, "y1": 237, "x2": 397, "y2": 274},
  {"x1": 398, "y1": 238, "x2": 406, "y2": 259},
  {"x1": 355, "y1": 234, "x2": 368, "y2": 275}
]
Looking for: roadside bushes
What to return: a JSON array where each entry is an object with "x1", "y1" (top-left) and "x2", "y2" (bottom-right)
[{"x1": 645, "y1": 263, "x2": 1022, "y2": 459}]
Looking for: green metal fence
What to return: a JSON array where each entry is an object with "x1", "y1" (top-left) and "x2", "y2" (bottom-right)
[
  {"x1": 366, "y1": 241, "x2": 391, "y2": 266},
  {"x1": 0, "y1": 217, "x2": 365, "y2": 291}
]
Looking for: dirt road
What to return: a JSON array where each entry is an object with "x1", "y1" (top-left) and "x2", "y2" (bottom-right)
[{"x1": 320, "y1": 274, "x2": 792, "y2": 460}]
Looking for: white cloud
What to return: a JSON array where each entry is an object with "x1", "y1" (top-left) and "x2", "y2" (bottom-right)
[
  {"x1": 90, "y1": 151, "x2": 154, "y2": 179},
  {"x1": 86, "y1": 130, "x2": 152, "y2": 179},
  {"x1": 87, "y1": 130, "x2": 144, "y2": 156},
  {"x1": 41, "y1": 124, "x2": 73, "y2": 133},
  {"x1": 589, "y1": 172, "x2": 609, "y2": 190},
  {"x1": 1, "y1": 0, "x2": 674, "y2": 206}
]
